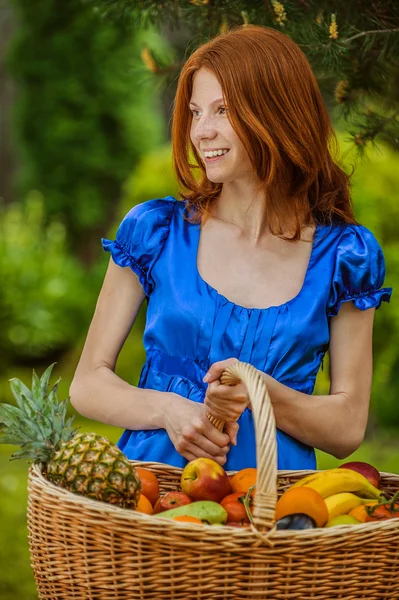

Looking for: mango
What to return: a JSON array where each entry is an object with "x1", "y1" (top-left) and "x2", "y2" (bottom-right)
[{"x1": 156, "y1": 500, "x2": 227, "y2": 524}]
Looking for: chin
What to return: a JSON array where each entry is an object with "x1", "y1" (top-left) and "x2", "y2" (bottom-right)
[{"x1": 205, "y1": 169, "x2": 229, "y2": 182}]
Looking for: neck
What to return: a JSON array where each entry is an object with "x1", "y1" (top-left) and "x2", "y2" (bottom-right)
[{"x1": 214, "y1": 184, "x2": 269, "y2": 242}]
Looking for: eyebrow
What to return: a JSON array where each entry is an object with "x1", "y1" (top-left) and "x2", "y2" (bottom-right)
[{"x1": 189, "y1": 97, "x2": 225, "y2": 107}]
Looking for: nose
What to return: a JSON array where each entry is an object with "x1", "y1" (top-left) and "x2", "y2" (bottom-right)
[{"x1": 192, "y1": 115, "x2": 218, "y2": 145}]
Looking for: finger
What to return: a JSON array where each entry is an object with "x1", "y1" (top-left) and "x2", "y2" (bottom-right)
[
  {"x1": 224, "y1": 422, "x2": 239, "y2": 446},
  {"x1": 202, "y1": 422, "x2": 231, "y2": 448},
  {"x1": 206, "y1": 381, "x2": 248, "y2": 401},
  {"x1": 193, "y1": 434, "x2": 231, "y2": 457},
  {"x1": 203, "y1": 358, "x2": 238, "y2": 383},
  {"x1": 179, "y1": 423, "x2": 230, "y2": 455},
  {"x1": 181, "y1": 424, "x2": 231, "y2": 456},
  {"x1": 205, "y1": 398, "x2": 245, "y2": 422},
  {"x1": 184, "y1": 417, "x2": 230, "y2": 448},
  {"x1": 181, "y1": 441, "x2": 228, "y2": 466}
]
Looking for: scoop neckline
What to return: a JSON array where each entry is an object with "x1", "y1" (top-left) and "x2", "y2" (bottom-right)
[{"x1": 194, "y1": 221, "x2": 321, "y2": 312}]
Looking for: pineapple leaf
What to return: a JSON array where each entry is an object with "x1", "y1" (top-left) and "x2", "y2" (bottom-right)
[
  {"x1": 38, "y1": 363, "x2": 57, "y2": 396},
  {"x1": 35, "y1": 412, "x2": 55, "y2": 437},
  {"x1": 46, "y1": 382, "x2": 61, "y2": 408},
  {"x1": 0, "y1": 403, "x2": 22, "y2": 428},
  {"x1": 9, "y1": 448, "x2": 32, "y2": 461},
  {"x1": 31, "y1": 370, "x2": 43, "y2": 407},
  {"x1": 10, "y1": 439, "x2": 54, "y2": 462},
  {"x1": 11, "y1": 414, "x2": 47, "y2": 443},
  {"x1": 51, "y1": 412, "x2": 67, "y2": 440},
  {"x1": 0, "y1": 432, "x2": 26, "y2": 446},
  {"x1": 60, "y1": 415, "x2": 79, "y2": 442},
  {"x1": 8, "y1": 378, "x2": 36, "y2": 417}
]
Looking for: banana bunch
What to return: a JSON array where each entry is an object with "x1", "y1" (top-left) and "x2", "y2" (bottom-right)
[{"x1": 292, "y1": 468, "x2": 382, "y2": 521}]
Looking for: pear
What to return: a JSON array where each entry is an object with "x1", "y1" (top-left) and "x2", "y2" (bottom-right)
[{"x1": 325, "y1": 515, "x2": 361, "y2": 527}]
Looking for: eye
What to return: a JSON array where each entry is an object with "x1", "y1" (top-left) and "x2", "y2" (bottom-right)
[{"x1": 190, "y1": 106, "x2": 228, "y2": 119}]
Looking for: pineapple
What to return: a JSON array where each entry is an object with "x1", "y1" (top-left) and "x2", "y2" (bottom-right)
[{"x1": 0, "y1": 363, "x2": 141, "y2": 508}]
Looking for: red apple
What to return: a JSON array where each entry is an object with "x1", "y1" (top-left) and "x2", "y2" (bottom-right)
[
  {"x1": 153, "y1": 491, "x2": 192, "y2": 514},
  {"x1": 339, "y1": 461, "x2": 381, "y2": 489},
  {"x1": 181, "y1": 458, "x2": 231, "y2": 503}
]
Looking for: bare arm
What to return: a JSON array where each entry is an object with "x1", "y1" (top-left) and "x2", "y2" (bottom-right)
[
  {"x1": 70, "y1": 258, "x2": 170, "y2": 430},
  {"x1": 264, "y1": 301, "x2": 375, "y2": 459}
]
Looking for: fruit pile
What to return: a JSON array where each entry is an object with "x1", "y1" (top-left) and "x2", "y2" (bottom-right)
[
  {"x1": 275, "y1": 461, "x2": 399, "y2": 530},
  {"x1": 134, "y1": 459, "x2": 257, "y2": 527},
  {"x1": 135, "y1": 459, "x2": 399, "y2": 529}
]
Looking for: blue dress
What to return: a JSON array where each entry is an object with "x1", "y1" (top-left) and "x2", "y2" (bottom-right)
[{"x1": 102, "y1": 196, "x2": 392, "y2": 470}]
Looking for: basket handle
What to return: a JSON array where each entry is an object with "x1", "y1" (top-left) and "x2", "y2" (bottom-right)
[{"x1": 206, "y1": 361, "x2": 277, "y2": 532}]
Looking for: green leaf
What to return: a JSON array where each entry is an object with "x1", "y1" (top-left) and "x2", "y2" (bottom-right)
[
  {"x1": 36, "y1": 412, "x2": 54, "y2": 436},
  {"x1": 0, "y1": 432, "x2": 25, "y2": 446},
  {"x1": 39, "y1": 363, "x2": 57, "y2": 396},
  {"x1": 10, "y1": 439, "x2": 52, "y2": 462},
  {"x1": 14, "y1": 416, "x2": 43, "y2": 442},
  {"x1": 0, "y1": 403, "x2": 22, "y2": 428},
  {"x1": 31, "y1": 370, "x2": 42, "y2": 407},
  {"x1": 8, "y1": 378, "x2": 36, "y2": 417},
  {"x1": 46, "y1": 383, "x2": 61, "y2": 409}
]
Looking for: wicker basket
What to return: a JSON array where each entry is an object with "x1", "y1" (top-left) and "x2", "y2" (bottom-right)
[{"x1": 27, "y1": 361, "x2": 399, "y2": 599}]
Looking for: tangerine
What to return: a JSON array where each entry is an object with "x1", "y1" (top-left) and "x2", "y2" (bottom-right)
[
  {"x1": 135, "y1": 467, "x2": 160, "y2": 507},
  {"x1": 230, "y1": 468, "x2": 257, "y2": 495},
  {"x1": 365, "y1": 503, "x2": 393, "y2": 522},
  {"x1": 135, "y1": 494, "x2": 154, "y2": 515},
  {"x1": 172, "y1": 516, "x2": 203, "y2": 524},
  {"x1": 348, "y1": 501, "x2": 378, "y2": 523},
  {"x1": 275, "y1": 486, "x2": 328, "y2": 528},
  {"x1": 221, "y1": 492, "x2": 252, "y2": 524}
]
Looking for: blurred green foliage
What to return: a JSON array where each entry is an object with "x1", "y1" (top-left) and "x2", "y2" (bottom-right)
[
  {"x1": 120, "y1": 142, "x2": 180, "y2": 220},
  {"x1": 7, "y1": 0, "x2": 165, "y2": 258},
  {"x1": 0, "y1": 193, "x2": 102, "y2": 367},
  {"x1": 348, "y1": 144, "x2": 399, "y2": 426},
  {"x1": 314, "y1": 134, "x2": 398, "y2": 427}
]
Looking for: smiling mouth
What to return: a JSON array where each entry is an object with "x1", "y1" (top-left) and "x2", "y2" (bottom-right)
[{"x1": 203, "y1": 150, "x2": 230, "y2": 163}]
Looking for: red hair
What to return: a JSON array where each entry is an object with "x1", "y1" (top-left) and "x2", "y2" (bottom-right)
[{"x1": 171, "y1": 25, "x2": 357, "y2": 240}]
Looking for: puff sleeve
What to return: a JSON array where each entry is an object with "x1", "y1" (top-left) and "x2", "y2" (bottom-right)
[
  {"x1": 327, "y1": 225, "x2": 392, "y2": 317},
  {"x1": 101, "y1": 197, "x2": 176, "y2": 296}
]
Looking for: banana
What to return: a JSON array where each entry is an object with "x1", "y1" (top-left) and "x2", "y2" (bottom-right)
[
  {"x1": 290, "y1": 468, "x2": 381, "y2": 499},
  {"x1": 324, "y1": 492, "x2": 367, "y2": 520}
]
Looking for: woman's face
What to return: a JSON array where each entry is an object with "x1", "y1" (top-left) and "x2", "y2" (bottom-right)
[{"x1": 189, "y1": 68, "x2": 254, "y2": 184}]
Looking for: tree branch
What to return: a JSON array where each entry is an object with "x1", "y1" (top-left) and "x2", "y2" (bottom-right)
[{"x1": 344, "y1": 28, "x2": 399, "y2": 44}]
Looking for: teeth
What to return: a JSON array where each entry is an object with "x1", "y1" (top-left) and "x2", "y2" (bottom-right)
[{"x1": 204, "y1": 149, "x2": 229, "y2": 158}]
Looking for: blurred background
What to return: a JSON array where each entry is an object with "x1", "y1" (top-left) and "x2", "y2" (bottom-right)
[{"x1": 0, "y1": 1, "x2": 398, "y2": 597}]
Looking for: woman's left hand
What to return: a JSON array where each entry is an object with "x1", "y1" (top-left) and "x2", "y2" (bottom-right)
[{"x1": 203, "y1": 358, "x2": 251, "y2": 424}]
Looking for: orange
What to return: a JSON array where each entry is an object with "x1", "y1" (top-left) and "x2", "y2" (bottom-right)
[
  {"x1": 230, "y1": 468, "x2": 257, "y2": 495},
  {"x1": 135, "y1": 494, "x2": 154, "y2": 515},
  {"x1": 135, "y1": 467, "x2": 160, "y2": 507},
  {"x1": 348, "y1": 501, "x2": 378, "y2": 523},
  {"x1": 221, "y1": 492, "x2": 252, "y2": 524},
  {"x1": 275, "y1": 486, "x2": 328, "y2": 528},
  {"x1": 172, "y1": 516, "x2": 203, "y2": 524},
  {"x1": 365, "y1": 504, "x2": 393, "y2": 522}
]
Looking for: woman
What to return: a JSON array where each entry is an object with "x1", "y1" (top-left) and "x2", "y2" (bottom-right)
[{"x1": 70, "y1": 25, "x2": 392, "y2": 471}]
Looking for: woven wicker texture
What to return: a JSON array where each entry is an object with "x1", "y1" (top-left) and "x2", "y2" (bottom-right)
[{"x1": 27, "y1": 361, "x2": 399, "y2": 599}]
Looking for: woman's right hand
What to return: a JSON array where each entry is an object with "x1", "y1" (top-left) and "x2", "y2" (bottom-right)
[{"x1": 163, "y1": 393, "x2": 232, "y2": 466}]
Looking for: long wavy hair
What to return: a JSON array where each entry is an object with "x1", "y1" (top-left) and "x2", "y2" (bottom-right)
[{"x1": 171, "y1": 25, "x2": 357, "y2": 241}]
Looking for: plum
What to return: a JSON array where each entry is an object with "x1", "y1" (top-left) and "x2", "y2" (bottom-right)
[{"x1": 275, "y1": 513, "x2": 316, "y2": 530}]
